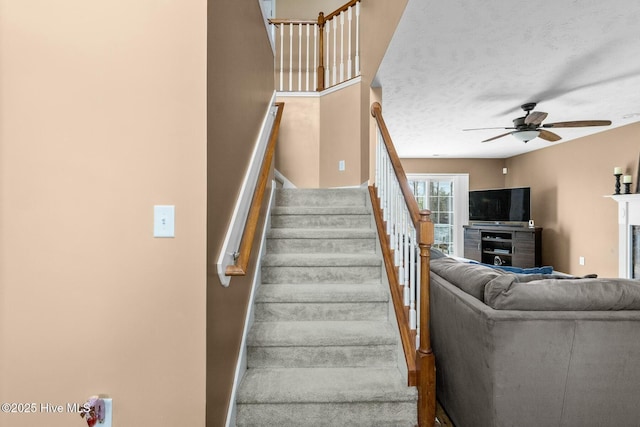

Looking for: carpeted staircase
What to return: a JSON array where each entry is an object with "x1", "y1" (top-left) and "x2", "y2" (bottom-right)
[{"x1": 235, "y1": 188, "x2": 418, "y2": 426}]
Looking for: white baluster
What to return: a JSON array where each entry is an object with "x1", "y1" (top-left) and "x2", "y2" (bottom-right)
[
  {"x1": 380, "y1": 146, "x2": 385, "y2": 218},
  {"x1": 313, "y1": 24, "x2": 318, "y2": 91},
  {"x1": 379, "y1": 146, "x2": 384, "y2": 208},
  {"x1": 382, "y1": 150, "x2": 387, "y2": 224},
  {"x1": 376, "y1": 138, "x2": 382, "y2": 192},
  {"x1": 375, "y1": 137, "x2": 380, "y2": 190},
  {"x1": 395, "y1": 189, "x2": 404, "y2": 266},
  {"x1": 332, "y1": 18, "x2": 337, "y2": 85},
  {"x1": 390, "y1": 179, "x2": 396, "y2": 257},
  {"x1": 306, "y1": 24, "x2": 310, "y2": 91},
  {"x1": 298, "y1": 24, "x2": 302, "y2": 91},
  {"x1": 410, "y1": 227, "x2": 417, "y2": 330},
  {"x1": 279, "y1": 24, "x2": 284, "y2": 91},
  {"x1": 401, "y1": 211, "x2": 409, "y2": 307},
  {"x1": 339, "y1": 11, "x2": 345, "y2": 83},
  {"x1": 388, "y1": 161, "x2": 392, "y2": 227},
  {"x1": 415, "y1": 240, "x2": 421, "y2": 336},
  {"x1": 385, "y1": 156, "x2": 391, "y2": 236},
  {"x1": 325, "y1": 24, "x2": 330, "y2": 88},
  {"x1": 289, "y1": 23, "x2": 293, "y2": 91},
  {"x1": 347, "y1": 6, "x2": 353, "y2": 79},
  {"x1": 404, "y1": 209, "x2": 410, "y2": 287},
  {"x1": 395, "y1": 184, "x2": 400, "y2": 267},
  {"x1": 355, "y1": 1, "x2": 360, "y2": 76},
  {"x1": 399, "y1": 207, "x2": 405, "y2": 286}
]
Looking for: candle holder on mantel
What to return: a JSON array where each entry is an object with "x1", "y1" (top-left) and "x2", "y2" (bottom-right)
[
  {"x1": 614, "y1": 173, "x2": 622, "y2": 195},
  {"x1": 623, "y1": 175, "x2": 633, "y2": 194}
]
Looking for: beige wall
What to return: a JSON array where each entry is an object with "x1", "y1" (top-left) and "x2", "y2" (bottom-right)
[
  {"x1": 276, "y1": 83, "x2": 362, "y2": 188},
  {"x1": 401, "y1": 158, "x2": 507, "y2": 190},
  {"x1": 276, "y1": 0, "x2": 346, "y2": 18},
  {"x1": 320, "y1": 84, "x2": 363, "y2": 187},
  {"x1": 207, "y1": 1, "x2": 276, "y2": 426},
  {"x1": 505, "y1": 122, "x2": 640, "y2": 276},
  {"x1": 0, "y1": 1, "x2": 207, "y2": 426},
  {"x1": 275, "y1": 96, "x2": 321, "y2": 187}
]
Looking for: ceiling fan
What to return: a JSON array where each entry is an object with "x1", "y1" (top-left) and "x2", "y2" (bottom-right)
[{"x1": 464, "y1": 103, "x2": 612, "y2": 143}]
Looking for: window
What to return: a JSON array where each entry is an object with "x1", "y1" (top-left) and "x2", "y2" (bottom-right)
[{"x1": 407, "y1": 174, "x2": 469, "y2": 257}]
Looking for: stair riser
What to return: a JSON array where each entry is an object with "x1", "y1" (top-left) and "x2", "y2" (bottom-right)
[
  {"x1": 246, "y1": 345, "x2": 397, "y2": 369},
  {"x1": 271, "y1": 215, "x2": 371, "y2": 229},
  {"x1": 276, "y1": 190, "x2": 366, "y2": 207},
  {"x1": 237, "y1": 402, "x2": 417, "y2": 427},
  {"x1": 267, "y1": 238, "x2": 376, "y2": 254},
  {"x1": 262, "y1": 266, "x2": 381, "y2": 284},
  {"x1": 254, "y1": 302, "x2": 388, "y2": 322}
]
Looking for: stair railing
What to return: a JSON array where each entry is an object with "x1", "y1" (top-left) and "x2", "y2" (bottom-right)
[
  {"x1": 269, "y1": 0, "x2": 361, "y2": 92},
  {"x1": 217, "y1": 102, "x2": 285, "y2": 284},
  {"x1": 369, "y1": 102, "x2": 436, "y2": 427}
]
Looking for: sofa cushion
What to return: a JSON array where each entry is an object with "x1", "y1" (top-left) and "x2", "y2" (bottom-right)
[
  {"x1": 431, "y1": 257, "x2": 507, "y2": 301},
  {"x1": 484, "y1": 275, "x2": 640, "y2": 310},
  {"x1": 430, "y1": 247, "x2": 448, "y2": 260}
]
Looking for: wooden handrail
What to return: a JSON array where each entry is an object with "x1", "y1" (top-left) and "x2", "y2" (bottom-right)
[
  {"x1": 268, "y1": 18, "x2": 317, "y2": 25},
  {"x1": 225, "y1": 103, "x2": 285, "y2": 276},
  {"x1": 371, "y1": 102, "x2": 421, "y2": 227},
  {"x1": 324, "y1": 0, "x2": 359, "y2": 21},
  {"x1": 371, "y1": 101, "x2": 436, "y2": 427}
]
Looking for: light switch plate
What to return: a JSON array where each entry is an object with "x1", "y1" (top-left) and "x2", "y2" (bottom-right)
[{"x1": 154, "y1": 205, "x2": 175, "y2": 238}]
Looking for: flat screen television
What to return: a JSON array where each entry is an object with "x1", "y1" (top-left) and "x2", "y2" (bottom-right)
[{"x1": 469, "y1": 187, "x2": 531, "y2": 223}]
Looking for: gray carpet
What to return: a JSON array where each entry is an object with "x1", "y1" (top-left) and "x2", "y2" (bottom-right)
[{"x1": 235, "y1": 188, "x2": 417, "y2": 426}]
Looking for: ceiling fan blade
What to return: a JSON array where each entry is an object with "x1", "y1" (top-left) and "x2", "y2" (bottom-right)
[
  {"x1": 525, "y1": 111, "x2": 548, "y2": 125},
  {"x1": 543, "y1": 120, "x2": 612, "y2": 128},
  {"x1": 463, "y1": 127, "x2": 515, "y2": 131},
  {"x1": 481, "y1": 132, "x2": 512, "y2": 143},
  {"x1": 538, "y1": 129, "x2": 562, "y2": 142}
]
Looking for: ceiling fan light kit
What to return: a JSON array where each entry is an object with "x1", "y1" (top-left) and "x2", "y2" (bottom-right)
[
  {"x1": 511, "y1": 130, "x2": 540, "y2": 142},
  {"x1": 465, "y1": 102, "x2": 612, "y2": 144}
]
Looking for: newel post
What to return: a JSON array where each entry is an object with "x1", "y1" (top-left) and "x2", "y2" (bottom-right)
[
  {"x1": 417, "y1": 209, "x2": 436, "y2": 427},
  {"x1": 317, "y1": 12, "x2": 326, "y2": 91}
]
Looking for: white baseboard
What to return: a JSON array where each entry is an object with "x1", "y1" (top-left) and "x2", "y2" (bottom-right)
[{"x1": 225, "y1": 183, "x2": 276, "y2": 427}]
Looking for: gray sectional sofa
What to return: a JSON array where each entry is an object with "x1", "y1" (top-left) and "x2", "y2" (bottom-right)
[{"x1": 430, "y1": 256, "x2": 640, "y2": 427}]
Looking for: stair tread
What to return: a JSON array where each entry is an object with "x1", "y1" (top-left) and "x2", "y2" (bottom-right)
[
  {"x1": 237, "y1": 367, "x2": 417, "y2": 403},
  {"x1": 267, "y1": 228, "x2": 375, "y2": 238},
  {"x1": 272, "y1": 206, "x2": 370, "y2": 215},
  {"x1": 247, "y1": 320, "x2": 396, "y2": 346},
  {"x1": 276, "y1": 188, "x2": 367, "y2": 208},
  {"x1": 262, "y1": 253, "x2": 381, "y2": 266},
  {"x1": 256, "y1": 284, "x2": 388, "y2": 303}
]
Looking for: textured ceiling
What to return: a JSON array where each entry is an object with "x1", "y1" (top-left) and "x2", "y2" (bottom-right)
[{"x1": 374, "y1": 0, "x2": 640, "y2": 158}]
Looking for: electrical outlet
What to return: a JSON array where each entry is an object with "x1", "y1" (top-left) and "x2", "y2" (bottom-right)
[
  {"x1": 338, "y1": 160, "x2": 345, "y2": 171},
  {"x1": 579, "y1": 256, "x2": 585, "y2": 266}
]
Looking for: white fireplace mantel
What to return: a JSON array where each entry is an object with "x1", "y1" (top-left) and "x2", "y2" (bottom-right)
[{"x1": 610, "y1": 194, "x2": 640, "y2": 279}]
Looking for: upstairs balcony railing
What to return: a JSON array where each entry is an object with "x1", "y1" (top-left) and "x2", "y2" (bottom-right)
[
  {"x1": 269, "y1": 0, "x2": 361, "y2": 92},
  {"x1": 370, "y1": 102, "x2": 436, "y2": 427}
]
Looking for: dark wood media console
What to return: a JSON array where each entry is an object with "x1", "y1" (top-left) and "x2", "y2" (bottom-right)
[{"x1": 463, "y1": 224, "x2": 542, "y2": 268}]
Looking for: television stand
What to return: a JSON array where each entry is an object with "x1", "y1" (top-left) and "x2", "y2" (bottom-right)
[{"x1": 463, "y1": 224, "x2": 542, "y2": 268}]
